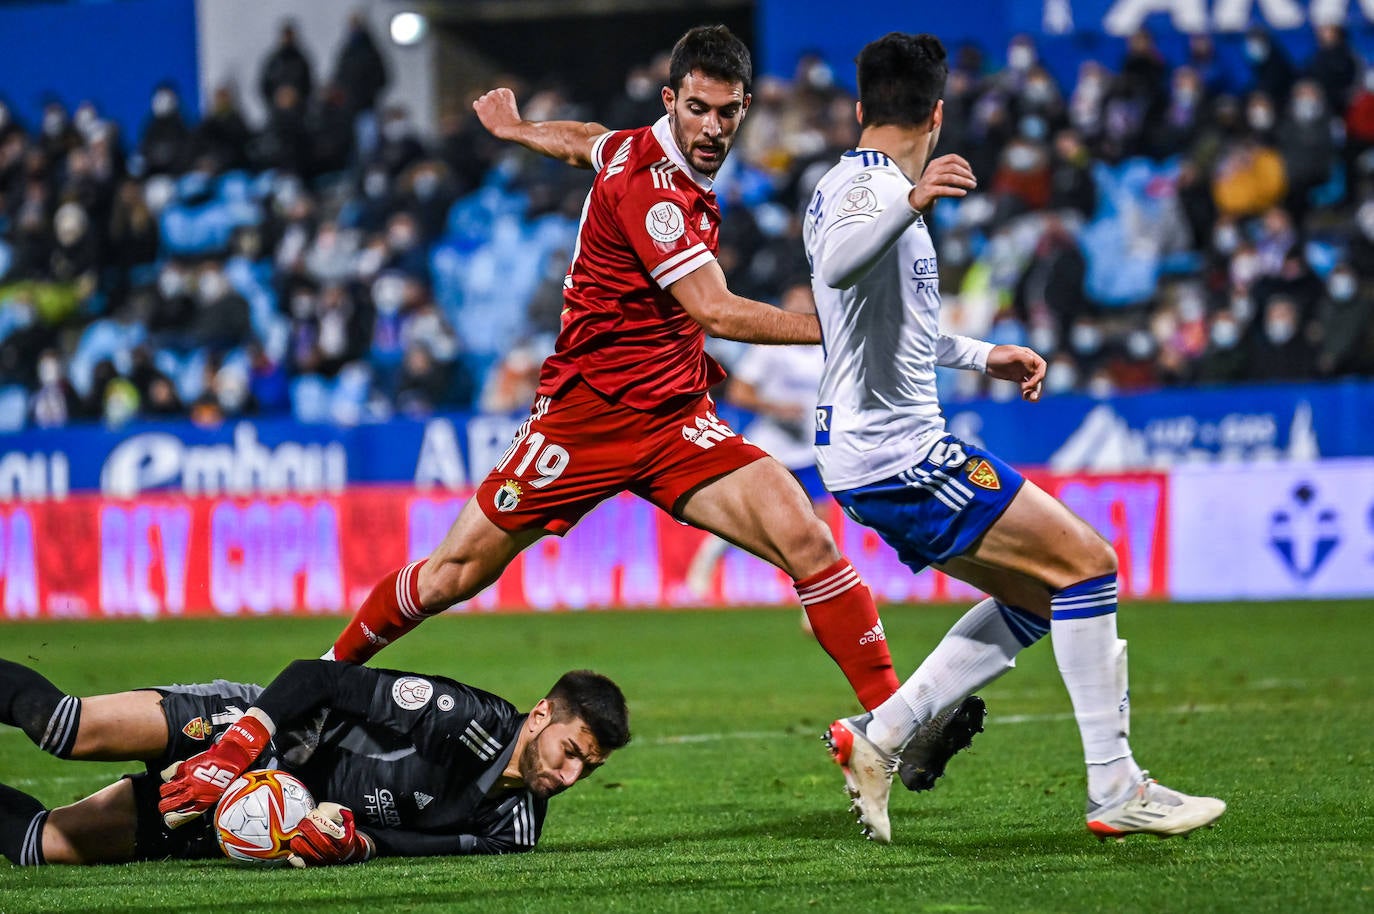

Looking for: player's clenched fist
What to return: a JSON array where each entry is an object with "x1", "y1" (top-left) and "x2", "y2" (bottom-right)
[
  {"x1": 287, "y1": 803, "x2": 375, "y2": 868},
  {"x1": 158, "y1": 715, "x2": 271, "y2": 828},
  {"x1": 473, "y1": 88, "x2": 522, "y2": 139},
  {"x1": 908, "y1": 154, "x2": 977, "y2": 213}
]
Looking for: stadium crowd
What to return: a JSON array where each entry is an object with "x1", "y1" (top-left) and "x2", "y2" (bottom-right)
[{"x1": 1, "y1": 17, "x2": 1373, "y2": 431}]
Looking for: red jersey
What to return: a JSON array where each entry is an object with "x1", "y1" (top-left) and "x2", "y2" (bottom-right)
[{"x1": 537, "y1": 117, "x2": 726, "y2": 410}]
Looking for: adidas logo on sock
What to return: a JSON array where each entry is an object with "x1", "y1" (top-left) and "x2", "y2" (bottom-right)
[
  {"x1": 361, "y1": 622, "x2": 390, "y2": 646},
  {"x1": 858, "y1": 622, "x2": 886, "y2": 646}
]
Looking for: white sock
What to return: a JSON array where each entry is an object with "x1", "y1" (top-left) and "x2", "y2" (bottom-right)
[
  {"x1": 1049, "y1": 576, "x2": 1142, "y2": 805},
  {"x1": 866, "y1": 598, "x2": 1037, "y2": 754}
]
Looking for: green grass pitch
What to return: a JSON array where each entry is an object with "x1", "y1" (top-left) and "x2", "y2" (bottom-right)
[{"x1": 1, "y1": 600, "x2": 1371, "y2": 914}]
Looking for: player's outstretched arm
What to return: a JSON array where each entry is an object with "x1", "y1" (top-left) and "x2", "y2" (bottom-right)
[
  {"x1": 670, "y1": 262, "x2": 821, "y2": 345},
  {"x1": 473, "y1": 88, "x2": 610, "y2": 168}
]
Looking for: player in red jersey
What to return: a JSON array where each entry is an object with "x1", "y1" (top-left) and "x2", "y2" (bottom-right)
[{"x1": 327, "y1": 26, "x2": 899, "y2": 712}]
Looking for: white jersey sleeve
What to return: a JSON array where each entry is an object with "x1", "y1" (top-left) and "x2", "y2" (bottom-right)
[{"x1": 803, "y1": 151, "x2": 968, "y2": 491}]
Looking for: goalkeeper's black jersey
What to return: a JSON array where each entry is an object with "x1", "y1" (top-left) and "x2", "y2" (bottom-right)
[{"x1": 259, "y1": 661, "x2": 548, "y2": 857}]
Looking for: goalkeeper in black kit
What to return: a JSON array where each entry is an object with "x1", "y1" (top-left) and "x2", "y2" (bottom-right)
[{"x1": 0, "y1": 657, "x2": 629, "y2": 866}]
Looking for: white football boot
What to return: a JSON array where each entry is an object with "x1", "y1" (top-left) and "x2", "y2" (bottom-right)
[
  {"x1": 1086, "y1": 773, "x2": 1226, "y2": 840},
  {"x1": 823, "y1": 713, "x2": 895, "y2": 844}
]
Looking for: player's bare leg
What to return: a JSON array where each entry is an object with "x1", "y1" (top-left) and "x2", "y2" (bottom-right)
[
  {"x1": 329, "y1": 499, "x2": 546, "y2": 662},
  {"x1": 676, "y1": 456, "x2": 899, "y2": 711},
  {"x1": 40, "y1": 780, "x2": 139, "y2": 864}
]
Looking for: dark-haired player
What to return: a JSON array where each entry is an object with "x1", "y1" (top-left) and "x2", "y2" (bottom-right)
[
  {"x1": 0, "y1": 657, "x2": 628, "y2": 865},
  {"x1": 805, "y1": 32, "x2": 1225, "y2": 843},
  {"x1": 328, "y1": 26, "x2": 904, "y2": 717}
]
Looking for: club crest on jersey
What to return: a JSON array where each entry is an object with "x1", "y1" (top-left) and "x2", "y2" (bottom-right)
[
  {"x1": 966, "y1": 458, "x2": 1001, "y2": 490},
  {"x1": 840, "y1": 186, "x2": 877, "y2": 214},
  {"x1": 181, "y1": 717, "x2": 211, "y2": 740},
  {"x1": 645, "y1": 201, "x2": 686, "y2": 243},
  {"x1": 494, "y1": 480, "x2": 523, "y2": 512}
]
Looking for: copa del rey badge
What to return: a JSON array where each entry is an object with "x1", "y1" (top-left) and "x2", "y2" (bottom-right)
[{"x1": 965, "y1": 458, "x2": 1001, "y2": 490}]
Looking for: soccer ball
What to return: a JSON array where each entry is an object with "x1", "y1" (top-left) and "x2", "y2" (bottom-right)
[{"x1": 213, "y1": 769, "x2": 316, "y2": 864}]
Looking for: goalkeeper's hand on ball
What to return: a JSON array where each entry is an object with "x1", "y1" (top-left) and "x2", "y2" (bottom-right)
[
  {"x1": 158, "y1": 715, "x2": 271, "y2": 828},
  {"x1": 287, "y1": 803, "x2": 375, "y2": 868}
]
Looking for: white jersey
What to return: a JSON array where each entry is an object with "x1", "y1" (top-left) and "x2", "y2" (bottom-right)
[
  {"x1": 802, "y1": 149, "x2": 993, "y2": 491},
  {"x1": 732, "y1": 343, "x2": 823, "y2": 470}
]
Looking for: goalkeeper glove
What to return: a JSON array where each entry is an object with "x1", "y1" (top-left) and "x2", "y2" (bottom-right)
[
  {"x1": 158, "y1": 715, "x2": 271, "y2": 828},
  {"x1": 287, "y1": 803, "x2": 375, "y2": 868}
]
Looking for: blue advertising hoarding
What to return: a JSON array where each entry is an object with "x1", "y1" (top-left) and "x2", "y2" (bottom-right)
[{"x1": 1, "y1": 380, "x2": 1371, "y2": 500}]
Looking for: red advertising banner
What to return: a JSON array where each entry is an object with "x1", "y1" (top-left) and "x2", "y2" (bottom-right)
[{"x1": 0, "y1": 471, "x2": 1169, "y2": 621}]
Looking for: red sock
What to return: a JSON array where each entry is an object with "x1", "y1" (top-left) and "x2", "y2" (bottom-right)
[
  {"x1": 331, "y1": 561, "x2": 427, "y2": 663},
  {"x1": 795, "y1": 559, "x2": 899, "y2": 711}
]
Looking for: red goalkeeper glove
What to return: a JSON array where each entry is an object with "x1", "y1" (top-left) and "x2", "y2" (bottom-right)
[
  {"x1": 158, "y1": 715, "x2": 271, "y2": 828},
  {"x1": 287, "y1": 803, "x2": 375, "y2": 868}
]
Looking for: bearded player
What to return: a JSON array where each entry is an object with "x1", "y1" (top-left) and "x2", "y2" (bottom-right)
[{"x1": 328, "y1": 27, "x2": 915, "y2": 721}]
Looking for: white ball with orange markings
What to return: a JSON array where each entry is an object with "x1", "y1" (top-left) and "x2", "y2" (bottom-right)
[{"x1": 213, "y1": 769, "x2": 316, "y2": 864}]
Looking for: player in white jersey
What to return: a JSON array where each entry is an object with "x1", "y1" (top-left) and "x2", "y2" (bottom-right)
[{"x1": 806, "y1": 33, "x2": 1225, "y2": 844}]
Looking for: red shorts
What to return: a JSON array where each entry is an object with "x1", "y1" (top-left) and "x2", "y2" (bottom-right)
[{"x1": 476, "y1": 379, "x2": 768, "y2": 535}]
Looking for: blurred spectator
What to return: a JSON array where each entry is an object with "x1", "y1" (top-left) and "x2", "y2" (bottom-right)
[
  {"x1": 396, "y1": 342, "x2": 449, "y2": 416},
  {"x1": 1014, "y1": 217, "x2": 1087, "y2": 339},
  {"x1": 194, "y1": 85, "x2": 252, "y2": 171},
  {"x1": 1193, "y1": 310, "x2": 1249, "y2": 384},
  {"x1": 1212, "y1": 136, "x2": 1287, "y2": 217},
  {"x1": 1247, "y1": 295, "x2": 1314, "y2": 381},
  {"x1": 1245, "y1": 27, "x2": 1296, "y2": 105},
  {"x1": 188, "y1": 261, "x2": 251, "y2": 352},
  {"x1": 259, "y1": 21, "x2": 314, "y2": 110},
  {"x1": 138, "y1": 85, "x2": 190, "y2": 176},
  {"x1": 1049, "y1": 129, "x2": 1096, "y2": 217},
  {"x1": 372, "y1": 105, "x2": 424, "y2": 177},
  {"x1": 28, "y1": 349, "x2": 82, "y2": 427},
  {"x1": 1308, "y1": 23, "x2": 1358, "y2": 113},
  {"x1": 308, "y1": 83, "x2": 356, "y2": 177},
  {"x1": 1313, "y1": 263, "x2": 1374, "y2": 377},
  {"x1": 480, "y1": 341, "x2": 542, "y2": 413},
  {"x1": 254, "y1": 84, "x2": 311, "y2": 175},
  {"x1": 332, "y1": 12, "x2": 389, "y2": 116},
  {"x1": 107, "y1": 179, "x2": 160, "y2": 272},
  {"x1": 1279, "y1": 80, "x2": 1334, "y2": 220}
]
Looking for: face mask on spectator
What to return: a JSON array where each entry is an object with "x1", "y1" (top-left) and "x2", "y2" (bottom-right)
[
  {"x1": 1019, "y1": 115, "x2": 1048, "y2": 141},
  {"x1": 1213, "y1": 223, "x2": 1240, "y2": 254},
  {"x1": 1028, "y1": 325, "x2": 1057, "y2": 355},
  {"x1": 356, "y1": 245, "x2": 386, "y2": 279},
  {"x1": 1292, "y1": 96, "x2": 1323, "y2": 123},
  {"x1": 38, "y1": 357, "x2": 61, "y2": 387},
  {"x1": 1024, "y1": 79, "x2": 1054, "y2": 105},
  {"x1": 1211, "y1": 318, "x2": 1240, "y2": 349},
  {"x1": 803, "y1": 60, "x2": 834, "y2": 90},
  {"x1": 1245, "y1": 38, "x2": 1268, "y2": 61},
  {"x1": 1070, "y1": 323, "x2": 1102, "y2": 355},
  {"x1": 1357, "y1": 202, "x2": 1374, "y2": 239},
  {"x1": 198, "y1": 272, "x2": 229, "y2": 303},
  {"x1": 1045, "y1": 358, "x2": 1077, "y2": 393},
  {"x1": 1174, "y1": 84, "x2": 1198, "y2": 106},
  {"x1": 158, "y1": 269, "x2": 185, "y2": 298},
  {"x1": 388, "y1": 225, "x2": 418, "y2": 251},
  {"x1": 364, "y1": 171, "x2": 388, "y2": 198},
  {"x1": 1177, "y1": 291, "x2": 1206, "y2": 323},
  {"x1": 383, "y1": 118, "x2": 410, "y2": 142},
  {"x1": 1329, "y1": 273, "x2": 1357, "y2": 301},
  {"x1": 42, "y1": 109, "x2": 66, "y2": 137},
  {"x1": 1265, "y1": 316, "x2": 1297, "y2": 345},
  {"x1": 291, "y1": 292, "x2": 316, "y2": 319},
  {"x1": 1247, "y1": 104, "x2": 1274, "y2": 131},
  {"x1": 152, "y1": 90, "x2": 177, "y2": 117},
  {"x1": 1009, "y1": 44, "x2": 1035, "y2": 71},
  {"x1": 1126, "y1": 329, "x2": 1156, "y2": 360},
  {"x1": 413, "y1": 172, "x2": 439, "y2": 199},
  {"x1": 73, "y1": 105, "x2": 97, "y2": 137},
  {"x1": 373, "y1": 276, "x2": 405, "y2": 314},
  {"x1": 1005, "y1": 144, "x2": 1039, "y2": 171},
  {"x1": 1230, "y1": 253, "x2": 1261, "y2": 287},
  {"x1": 54, "y1": 203, "x2": 88, "y2": 246},
  {"x1": 1230, "y1": 291, "x2": 1254, "y2": 322}
]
